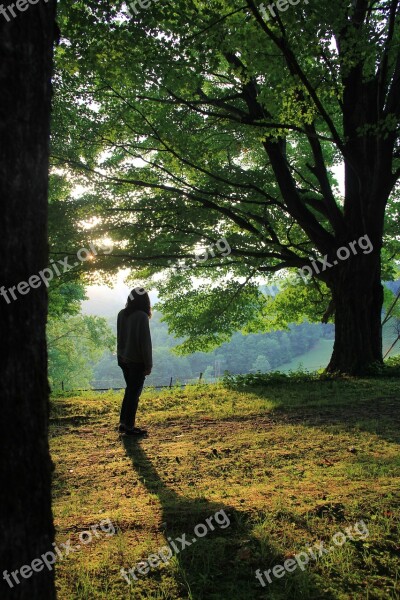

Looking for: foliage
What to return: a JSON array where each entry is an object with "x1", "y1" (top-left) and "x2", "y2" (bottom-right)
[
  {"x1": 48, "y1": 281, "x2": 87, "y2": 318},
  {"x1": 51, "y1": 0, "x2": 400, "y2": 365},
  {"x1": 223, "y1": 352, "x2": 400, "y2": 388},
  {"x1": 222, "y1": 368, "x2": 324, "y2": 388},
  {"x1": 47, "y1": 314, "x2": 115, "y2": 390},
  {"x1": 92, "y1": 311, "x2": 332, "y2": 388},
  {"x1": 383, "y1": 354, "x2": 400, "y2": 376},
  {"x1": 47, "y1": 165, "x2": 117, "y2": 391}
]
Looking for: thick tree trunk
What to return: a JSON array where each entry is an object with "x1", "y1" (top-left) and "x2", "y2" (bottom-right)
[
  {"x1": 326, "y1": 250, "x2": 384, "y2": 375},
  {"x1": 0, "y1": 2, "x2": 57, "y2": 599}
]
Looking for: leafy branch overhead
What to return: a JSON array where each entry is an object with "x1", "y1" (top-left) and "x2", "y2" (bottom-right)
[{"x1": 52, "y1": 0, "x2": 400, "y2": 371}]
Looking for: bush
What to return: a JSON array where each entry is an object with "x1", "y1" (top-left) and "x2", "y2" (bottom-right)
[{"x1": 222, "y1": 368, "x2": 324, "y2": 388}]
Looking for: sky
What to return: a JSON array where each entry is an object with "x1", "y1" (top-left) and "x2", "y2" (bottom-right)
[{"x1": 81, "y1": 269, "x2": 158, "y2": 318}]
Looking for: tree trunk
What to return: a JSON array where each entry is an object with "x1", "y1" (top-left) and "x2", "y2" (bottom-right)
[
  {"x1": 326, "y1": 250, "x2": 384, "y2": 375},
  {"x1": 0, "y1": 2, "x2": 57, "y2": 599}
]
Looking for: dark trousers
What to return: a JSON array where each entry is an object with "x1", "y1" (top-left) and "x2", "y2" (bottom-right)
[{"x1": 119, "y1": 362, "x2": 146, "y2": 428}]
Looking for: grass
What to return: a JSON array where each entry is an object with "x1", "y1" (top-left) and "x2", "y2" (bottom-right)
[
  {"x1": 279, "y1": 338, "x2": 334, "y2": 372},
  {"x1": 50, "y1": 376, "x2": 400, "y2": 599},
  {"x1": 279, "y1": 323, "x2": 399, "y2": 373}
]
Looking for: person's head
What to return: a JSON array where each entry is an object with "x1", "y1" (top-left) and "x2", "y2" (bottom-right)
[{"x1": 125, "y1": 287, "x2": 151, "y2": 317}]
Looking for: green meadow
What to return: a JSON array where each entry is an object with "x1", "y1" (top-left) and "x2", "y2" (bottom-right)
[{"x1": 50, "y1": 374, "x2": 400, "y2": 599}]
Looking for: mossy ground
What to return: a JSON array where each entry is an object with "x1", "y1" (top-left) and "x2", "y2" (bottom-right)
[{"x1": 50, "y1": 377, "x2": 400, "y2": 599}]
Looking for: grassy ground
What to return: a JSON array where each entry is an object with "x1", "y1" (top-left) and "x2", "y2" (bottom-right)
[{"x1": 50, "y1": 377, "x2": 400, "y2": 599}]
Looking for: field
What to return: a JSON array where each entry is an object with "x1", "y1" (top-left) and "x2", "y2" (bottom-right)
[
  {"x1": 280, "y1": 324, "x2": 399, "y2": 373},
  {"x1": 50, "y1": 376, "x2": 400, "y2": 599},
  {"x1": 280, "y1": 339, "x2": 335, "y2": 372}
]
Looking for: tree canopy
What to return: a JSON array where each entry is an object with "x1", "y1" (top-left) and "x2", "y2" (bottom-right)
[{"x1": 52, "y1": 0, "x2": 400, "y2": 372}]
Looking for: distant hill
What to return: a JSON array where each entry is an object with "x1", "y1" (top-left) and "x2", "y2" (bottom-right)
[{"x1": 82, "y1": 279, "x2": 400, "y2": 389}]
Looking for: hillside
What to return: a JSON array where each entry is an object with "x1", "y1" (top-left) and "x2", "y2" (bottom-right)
[
  {"x1": 280, "y1": 324, "x2": 400, "y2": 373},
  {"x1": 89, "y1": 317, "x2": 399, "y2": 390}
]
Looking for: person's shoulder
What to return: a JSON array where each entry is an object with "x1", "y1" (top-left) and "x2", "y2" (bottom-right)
[{"x1": 118, "y1": 309, "x2": 132, "y2": 323}]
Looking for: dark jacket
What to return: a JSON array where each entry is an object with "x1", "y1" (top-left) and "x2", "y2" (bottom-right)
[{"x1": 117, "y1": 309, "x2": 152, "y2": 371}]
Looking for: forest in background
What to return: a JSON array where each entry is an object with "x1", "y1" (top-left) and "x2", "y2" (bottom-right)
[
  {"x1": 48, "y1": 279, "x2": 400, "y2": 391},
  {"x1": 92, "y1": 313, "x2": 335, "y2": 389}
]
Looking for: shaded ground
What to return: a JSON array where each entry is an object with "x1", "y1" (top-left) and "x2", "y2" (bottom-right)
[{"x1": 50, "y1": 377, "x2": 400, "y2": 599}]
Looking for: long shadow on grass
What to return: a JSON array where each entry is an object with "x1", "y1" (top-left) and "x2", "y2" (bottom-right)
[
  {"x1": 121, "y1": 437, "x2": 335, "y2": 600},
  {"x1": 229, "y1": 380, "x2": 400, "y2": 445}
]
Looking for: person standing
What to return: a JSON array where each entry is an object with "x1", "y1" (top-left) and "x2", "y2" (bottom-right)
[{"x1": 117, "y1": 288, "x2": 152, "y2": 436}]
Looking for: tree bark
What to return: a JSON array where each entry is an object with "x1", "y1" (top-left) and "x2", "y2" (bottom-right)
[
  {"x1": 0, "y1": 2, "x2": 57, "y2": 599},
  {"x1": 326, "y1": 250, "x2": 384, "y2": 375}
]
